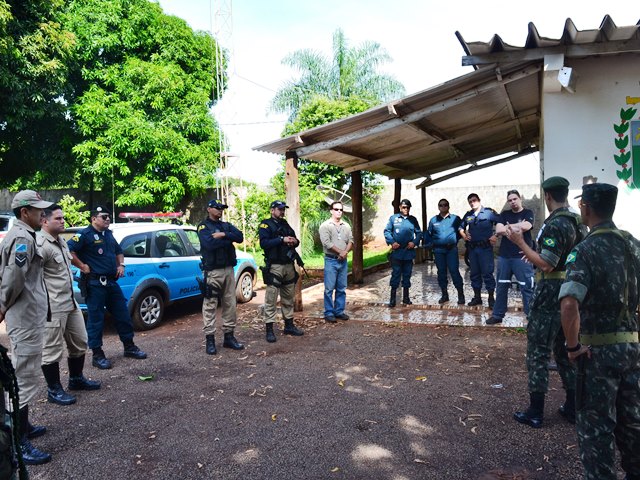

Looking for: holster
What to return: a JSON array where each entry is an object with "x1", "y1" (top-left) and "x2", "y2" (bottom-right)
[
  {"x1": 197, "y1": 273, "x2": 220, "y2": 300},
  {"x1": 77, "y1": 273, "x2": 89, "y2": 299}
]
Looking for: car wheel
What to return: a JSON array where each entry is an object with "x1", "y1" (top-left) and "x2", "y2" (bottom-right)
[
  {"x1": 236, "y1": 270, "x2": 254, "y2": 303},
  {"x1": 132, "y1": 289, "x2": 165, "y2": 330}
]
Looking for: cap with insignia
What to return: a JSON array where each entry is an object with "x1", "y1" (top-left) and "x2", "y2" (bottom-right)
[
  {"x1": 575, "y1": 183, "x2": 618, "y2": 209},
  {"x1": 541, "y1": 176, "x2": 570, "y2": 191},
  {"x1": 90, "y1": 206, "x2": 112, "y2": 217},
  {"x1": 11, "y1": 190, "x2": 53, "y2": 209},
  {"x1": 399, "y1": 199, "x2": 412, "y2": 208},
  {"x1": 207, "y1": 199, "x2": 228, "y2": 210},
  {"x1": 270, "y1": 200, "x2": 288, "y2": 209}
]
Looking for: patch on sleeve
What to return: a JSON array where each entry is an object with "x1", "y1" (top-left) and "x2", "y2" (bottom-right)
[
  {"x1": 197, "y1": 224, "x2": 205, "y2": 232},
  {"x1": 14, "y1": 243, "x2": 28, "y2": 267},
  {"x1": 259, "y1": 223, "x2": 269, "y2": 229},
  {"x1": 543, "y1": 237, "x2": 556, "y2": 247},
  {"x1": 15, "y1": 243, "x2": 27, "y2": 253},
  {"x1": 71, "y1": 235, "x2": 80, "y2": 242},
  {"x1": 565, "y1": 250, "x2": 578, "y2": 265}
]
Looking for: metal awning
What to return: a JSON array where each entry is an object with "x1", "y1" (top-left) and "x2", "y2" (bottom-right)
[{"x1": 254, "y1": 15, "x2": 639, "y2": 187}]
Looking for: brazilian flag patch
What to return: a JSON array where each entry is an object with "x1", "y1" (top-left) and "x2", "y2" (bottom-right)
[
  {"x1": 565, "y1": 250, "x2": 577, "y2": 264},
  {"x1": 543, "y1": 237, "x2": 556, "y2": 247}
]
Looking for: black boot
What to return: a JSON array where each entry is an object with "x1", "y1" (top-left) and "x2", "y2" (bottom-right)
[
  {"x1": 402, "y1": 288, "x2": 412, "y2": 305},
  {"x1": 223, "y1": 331, "x2": 245, "y2": 350},
  {"x1": 205, "y1": 335, "x2": 217, "y2": 355},
  {"x1": 19, "y1": 406, "x2": 52, "y2": 465},
  {"x1": 265, "y1": 323, "x2": 276, "y2": 343},
  {"x1": 457, "y1": 288, "x2": 465, "y2": 305},
  {"x1": 488, "y1": 290, "x2": 495, "y2": 309},
  {"x1": 558, "y1": 389, "x2": 576, "y2": 424},
  {"x1": 42, "y1": 363, "x2": 77, "y2": 406},
  {"x1": 467, "y1": 289, "x2": 482, "y2": 306},
  {"x1": 438, "y1": 289, "x2": 449, "y2": 304},
  {"x1": 123, "y1": 340, "x2": 147, "y2": 359},
  {"x1": 514, "y1": 392, "x2": 545, "y2": 428},
  {"x1": 283, "y1": 318, "x2": 304, "y2": 336},
  {"x1": 388, "y1": 288, "x2": 397, "y2": 308},
  {"x1": 68, "y1": 355, "x2": 101, "y2": 391},
  {"x1": 92, "y1": 347, "x2": 112, "y2": 370}
]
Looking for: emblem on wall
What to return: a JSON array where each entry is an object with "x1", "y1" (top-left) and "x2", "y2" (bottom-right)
[{"x1": 613, "y1": 97, "x2": 640, "y2": 190}]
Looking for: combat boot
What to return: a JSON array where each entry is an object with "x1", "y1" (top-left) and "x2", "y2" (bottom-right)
[
  {"x1": 558, "y1": 389, "x2": 576, "y2": 424},
  {"x1": 438, "y1": 289, "x2": 449, "y2": 304},
  {"x1": 123, "y1": 340, "x2": 147, "y2": 359},
  {"x1": 265, "y1": 323, "x2": 277, "y2": 343},
  {"x1": 223, "y1": 331, "x2": 245, "y2": 350},
  {"x1": 402, "y1": 288, "x2": 412, "y2": 305},
  {"x1": 92, "y1": 347, "x2": 112, "y2": 370},
  {"x1": 283, "y1": 318, "x2": 304, "y2": 336},
  {"x1": 488, "y1": 290, "x2": 495, "y2": 309},
  {"x1": 42, "y1": 363, "x2": 77, "y2": 406},
  {"x1": 68, "y1": 355, "x2": 101, "y2": 391},
  {"x1": 467, "y1": 289, "x2": 482, "y2": 306},
  {"x1": 19, "y1": 406, "x2": 52, "y2": 465},
  {"x1": 457, "y1": 288, "x2": 465, "y2": 305},
  {"x1": 513, "y1": 392, "x2": 545, "y2": 428},
  {"x1": 388, "y1": 288, "x2": 397, "y2": 308},
  {"x1": 205, "y1": 335, "x2": 217, "y2": 355}
]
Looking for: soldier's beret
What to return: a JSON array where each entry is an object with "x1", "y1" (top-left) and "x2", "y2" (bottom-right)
[
  {"x1": 541, "y1": 176, "x2": 569, "y2": 190},
  {"x1": 207, "y1": 199, "x2": 228, "y2": 210},
  {"x1": 400, "y1": 199, "x2": 412, "y2": 208},
  {"x1": 270, "y1": 200, "x2": 288, "y2": 209},
  {"x1": 575, "y1": 183, "x2": 618, "y2": 209}
]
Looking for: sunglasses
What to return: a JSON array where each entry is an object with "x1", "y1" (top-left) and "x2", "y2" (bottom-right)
[
  {"x1": 98, "y1": 214, "x2": 111, "y2": 220},
  {"x1": 333, "y1": 208, "x2": 343, "y2": 212}
]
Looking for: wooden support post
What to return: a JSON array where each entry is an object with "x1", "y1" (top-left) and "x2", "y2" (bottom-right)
[
  {"x1": 392, "y1": 178, "x2": 401, "y2": 213},
  {"x1": 285, "y1": 152, "x2": 303, "y2": 312},
  {"x1": 351, "y1": 171, "x2": 363, "y2": 284},
  {"x1": 419, "y1": 186, "x2": 428, "y2": 263}
]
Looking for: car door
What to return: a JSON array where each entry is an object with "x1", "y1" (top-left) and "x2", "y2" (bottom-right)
[
  {"x1": 152, "y1": 229, "x2": 201, "y2": 300},
  {"x1": 118, "y1": 231, "x2": 156, "y2": 301}
]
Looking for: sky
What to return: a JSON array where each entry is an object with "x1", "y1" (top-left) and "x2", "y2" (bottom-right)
[{"x1": 155, "y1": 0, "x2": 639, "y2": 187}]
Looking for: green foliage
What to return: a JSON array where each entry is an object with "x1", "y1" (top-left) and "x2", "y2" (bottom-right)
[
  {"x1": 227, "y1": 184, "x2": 275, "y2": 254},
  {"x1": 0, "y1": 0, "x2": 75, "y2": 187},
  {"x1": 66, "y1": 0, "x2": 226, "y2": 210},
  {"x1": 57, "y1": 194, "x2": 89, "y2": 226}
]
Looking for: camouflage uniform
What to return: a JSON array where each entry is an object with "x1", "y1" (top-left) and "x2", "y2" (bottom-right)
[
  {"x1": 526, "y1": 207, "x2": 580, "y2": 395},
  {"x1": 559, "y1": 221, "x2": 640, "y2": 480}
]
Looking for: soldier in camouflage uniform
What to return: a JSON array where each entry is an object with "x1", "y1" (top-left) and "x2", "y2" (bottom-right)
[
  {"x1": 507, "y1": 177, "x2": 581, "y2": 428},
  {"x1": 559, "y1": 183, "x2": 640, "y2": 480}
]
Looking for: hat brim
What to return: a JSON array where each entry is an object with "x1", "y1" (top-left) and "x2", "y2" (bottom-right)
[{"x1": 32, "y1": 200, "x2": 53, "y2": 209}]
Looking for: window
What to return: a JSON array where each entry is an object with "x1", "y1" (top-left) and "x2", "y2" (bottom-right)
[
  {"x1": 121, "y1": 233, "x2": 150, "y2": 258},
  {"x1": 155, "y1": 230, "x2": 187, "y2": 257},
  {"x1": 183, "y1": 229, "x2": 201, "y2": 255}
]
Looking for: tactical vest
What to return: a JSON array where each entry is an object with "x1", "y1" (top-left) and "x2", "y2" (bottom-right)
[
  {"x1": 200, "y1": 218, "x2": 237, "y2": 270},
  {"x1": 542, "y1": 209, "x2": 586, "y2": 272},
  {"x1": 262, "y1": 218, "x2": 295, "y2": 264}
]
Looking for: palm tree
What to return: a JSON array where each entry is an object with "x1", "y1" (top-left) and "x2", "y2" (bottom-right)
[{"x1": 270, "y1": 29, "x2": 405, "y2": 121}]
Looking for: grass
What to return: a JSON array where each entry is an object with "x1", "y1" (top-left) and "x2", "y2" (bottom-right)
[{"x1": 302, "y1": 248, "x2": 389, "y2": 270}]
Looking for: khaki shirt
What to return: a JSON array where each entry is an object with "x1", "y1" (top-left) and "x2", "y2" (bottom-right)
[
  {"x1": 319, "y1": 219, "x2": 353, "y2": 255},
  {"x1": 37, "y1": 230, "x2": 77, "y2": 313},
  {"x1": 0, "y1": 219, "x2": 48, "y2": 350}
]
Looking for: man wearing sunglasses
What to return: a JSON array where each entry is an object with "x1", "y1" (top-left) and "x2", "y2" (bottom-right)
[
  {"x1": 384, "y1": 199, "x2": 422, "y2": 307},
  {"x1": 68, "y1": 206, "x2": 147, "y2": 370},
  {"x1": 319, "y1": 201, "x2": 353, "y2": 323},
  {"x1": 425, "y1": 199, "x2": 465, "y2": 305}
]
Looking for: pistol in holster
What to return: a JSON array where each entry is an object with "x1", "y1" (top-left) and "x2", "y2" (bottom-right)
[{"x1": 196, "y1": 273, "x2": 221, "y2": 301}]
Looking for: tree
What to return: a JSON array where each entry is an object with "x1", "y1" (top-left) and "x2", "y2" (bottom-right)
[
  {"x1": 0, "y1": 0, "x2": 75, "y2": 187},
  {"x1": 65, "y1": 0, "x2": 226, "y2": 210},
  {"x1": 270, "y1": 28, "x2": 405, "y2": 121}
]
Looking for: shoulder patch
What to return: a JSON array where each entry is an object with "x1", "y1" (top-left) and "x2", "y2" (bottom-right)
[
  {"x1": 543, "y1": 237, "x2": 556, "y2": 247},
  {"x1": 565, "y1": 250, "x2": 578, "y2": 265},
  {"x1": 259, "y1": 223, "x2": 269, "y2": 229},
  {"x1": 71, "y1": 235, "x2": 80, "y2": 242},
  {"x1": 15, "y1": 243, "x2": 27, "y2": 253},
  {"x1": 197, "y1": 224, "x2": 205, "y2": 231}
]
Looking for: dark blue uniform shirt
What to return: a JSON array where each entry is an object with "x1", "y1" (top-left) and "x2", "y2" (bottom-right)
[
  {"x1": 384, "y1": 213, "x2": 422, "y2": 261},
  {"x1": 426, "y1": 213, "x2": 461, "y2": 250},
  {"x1": 461, "y1": 207, "x2": 500, "y2": 243},
  {"x1": 67, "y1": 226, "x2": 122, "y2": 275}
]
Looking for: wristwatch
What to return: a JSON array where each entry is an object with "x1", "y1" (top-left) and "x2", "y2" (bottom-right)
[{"x1": 565, "y1": 342, "x2": 581, "y2": 352}]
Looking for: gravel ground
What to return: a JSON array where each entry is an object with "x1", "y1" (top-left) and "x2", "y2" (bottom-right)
[{"x1": 2, "y1": 294, "x2": 602, "y2": 480}]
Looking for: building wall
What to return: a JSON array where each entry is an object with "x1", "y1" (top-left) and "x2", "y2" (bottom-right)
[{"x1": 542, "y1": 53, "x2": 640, "y2": 237}]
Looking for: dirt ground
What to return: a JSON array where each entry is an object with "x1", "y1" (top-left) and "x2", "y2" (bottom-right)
[{"x1": 2, "y1": 290, "x2": 610, "y2": 480}]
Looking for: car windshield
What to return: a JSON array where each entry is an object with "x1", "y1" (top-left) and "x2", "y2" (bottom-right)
[{"x1": 0, "y1": 216, "x2": 11, "y2": 231}]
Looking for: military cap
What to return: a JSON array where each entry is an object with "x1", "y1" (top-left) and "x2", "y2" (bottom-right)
[
  {"x1": 90, "y1": 205, "x2": 112, "y2": 217},
  {"x1": 207, "y1": 199, "x2": 228, "y2": 210},
  {"x1": 399, "y1": 199, "x2": 412, "y2": 208},
  {"x1": 575, "y1": 183, "x2": 618, "y2": 208},
  {"x1": 11, "y1": 190, "x2": 53, "y2": 209},
  {"x1": 541, "y1": 176, "x2": 569, "y2": 190},
  {"x1": 270, "y1": 200, "x2": 288, "y2": 209}
]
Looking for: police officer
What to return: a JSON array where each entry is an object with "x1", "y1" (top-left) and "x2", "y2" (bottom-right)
[
  {"x1": 0, "y1": 190, "x2": 53, "y2": 464},
  {"x1": 459, "y1": 193, "x2": 500, "y2": 307},
  {"x1": 559, "y1": 183, "x2": 640, "y2": 480},
  {"x1": 508, "y1": 177, "x2": 581, "y2": 428},
  {"x1": 197, "y1": 199, "x2": 244, "y2": 355},
  {"x1": 38, "y1": 205, "x2": 101, "y2": 406},
  {"x1": 68, "y1": 206, "x2": 147, "y2": 369},
  {"x1": 259, "y1": 200, "x2": 304, "y2": 343},
  {"x1": 383, "y1": 199, "x2": 422, "y2": 307},
  {"x1": 424, "y1": 198, "x2": 465, "y2": 305}
]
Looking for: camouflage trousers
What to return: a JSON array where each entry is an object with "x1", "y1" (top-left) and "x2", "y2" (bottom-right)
[
  {"x1": 576, "y1": 343, "x2": 640, "y2": 480},
  {"x1": 526, "y1": 308, "x2": 575, "y2": 393}
]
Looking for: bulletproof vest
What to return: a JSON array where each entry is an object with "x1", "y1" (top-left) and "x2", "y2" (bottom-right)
[
  {"x1": 263, "y1": 218, "x2": 295, "y2": 264},
  {"x1": 200, "y1": 218, "x2": 237, "y2": 270}
]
